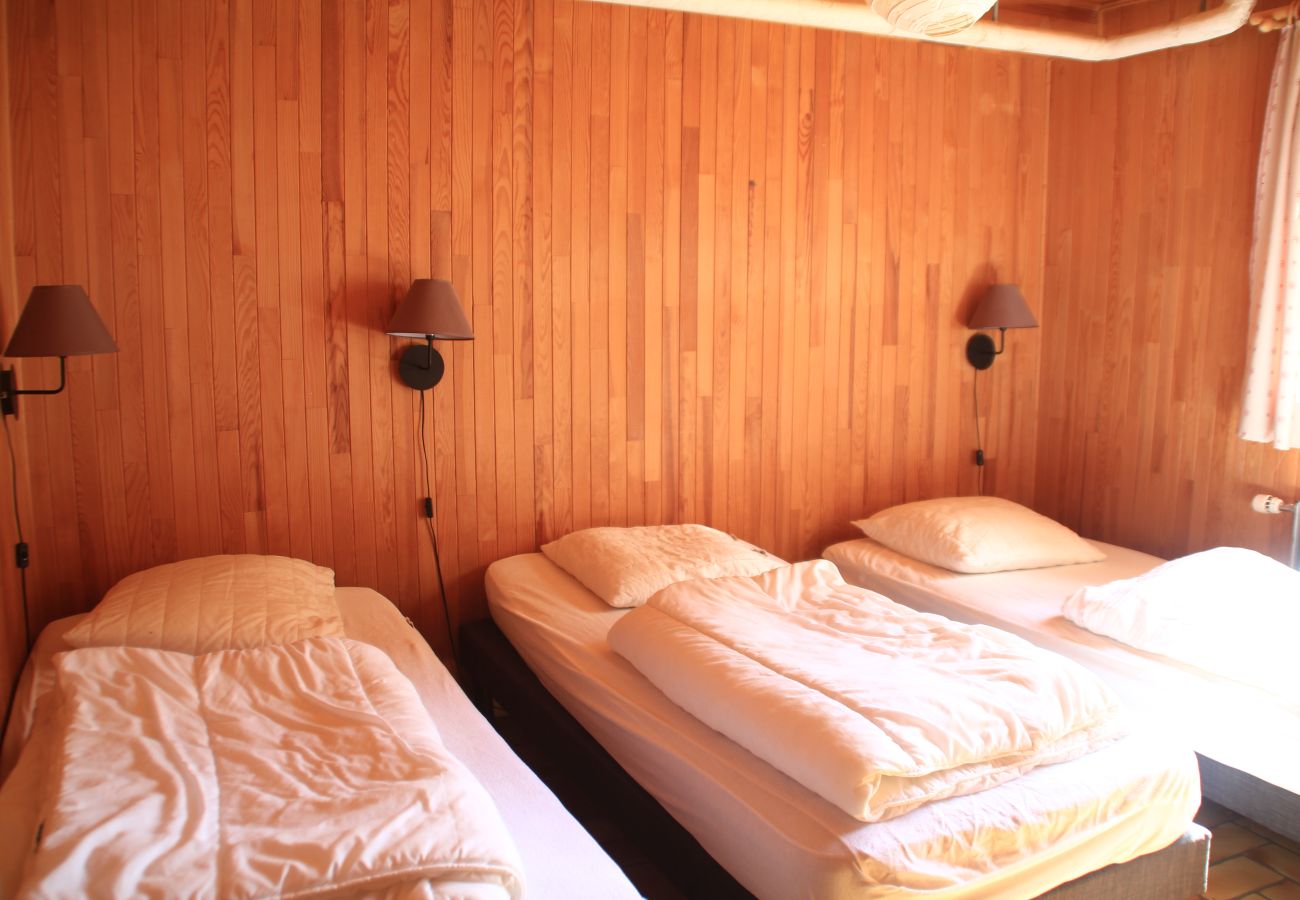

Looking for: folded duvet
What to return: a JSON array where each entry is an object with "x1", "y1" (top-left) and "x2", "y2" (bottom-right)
[
  {"x1": 18, "y1": 637, "x2": 524, "y2": 899},
  {"x1": 1064, "y1": 546, "x2": 1300, "y2": 701},
  {"x1": 609, "y1": 561, "x2": 1125, "y2": 822}
]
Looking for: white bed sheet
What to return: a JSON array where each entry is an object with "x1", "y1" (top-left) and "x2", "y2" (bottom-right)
[
  {"x1": 0, "y1": 587, "x2": 639, "y2": 900},
  {"x1": 823, "y1": 537, "x2": 1300, "y2": 797},
  {"x1": 486, "y1": 552, "x2": 1201, "y2": 900}
]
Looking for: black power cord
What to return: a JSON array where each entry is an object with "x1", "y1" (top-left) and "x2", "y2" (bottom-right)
[
  {"x1": 418, "y1": 390, "x2": 457, "y2": 666},
  {"x1": 973, "y1": 367, "x2": 986, "y2": 497},
  {"x1": 2, "y1": 411, "x2": 30, "y2": 652}
]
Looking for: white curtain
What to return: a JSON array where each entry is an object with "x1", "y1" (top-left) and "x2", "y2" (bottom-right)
[{"x1": 1243, "y1": 26, "x2": 1300, "y2": 451}]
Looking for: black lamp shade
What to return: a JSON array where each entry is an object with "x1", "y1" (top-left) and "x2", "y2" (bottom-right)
[
  {"x1": 4, "y1": 285, "x2": 118, "y2": 357},
  {"x1": 386, "y1": 279, "x2": 474, "y2": 340},
  {"x1": 967, "y1": 284, "x2": 1038, "y2": 331}
]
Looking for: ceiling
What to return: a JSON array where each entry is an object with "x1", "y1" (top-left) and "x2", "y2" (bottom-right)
[{"x1": 820, "y1": 0, "x2": 1237, "y2": 38}]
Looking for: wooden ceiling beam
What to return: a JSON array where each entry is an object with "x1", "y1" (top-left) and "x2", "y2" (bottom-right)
[{"x1": 825, "y1": 0, "x2": 1106, "y2": 29}]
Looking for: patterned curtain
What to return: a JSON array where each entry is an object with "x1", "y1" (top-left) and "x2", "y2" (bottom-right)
[{"x1": 1243, "y1": 26, "x2": 1300, "y2": 451}]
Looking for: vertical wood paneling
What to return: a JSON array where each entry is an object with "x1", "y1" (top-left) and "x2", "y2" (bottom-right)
[
  {"x1": 3, "y1": 0, "x2": 1061, "y2": 670},
  {"x1": 1038, "y1": 26, "x2": 1300, "y2": 563},
  {"x1": 0, "y1": 0, "x2": 29, "y2": 723}
]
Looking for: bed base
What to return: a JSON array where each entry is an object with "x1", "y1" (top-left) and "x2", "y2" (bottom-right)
[
  {"x1": 459, "y1": 618, "x2": 747, "y2": 898},
  {"x1": 459, "y1": 618, "x2": 1209, "y2": 900},
  {"x1": 1199, "y1": 753, "x2": 1300, "y2": 843}
]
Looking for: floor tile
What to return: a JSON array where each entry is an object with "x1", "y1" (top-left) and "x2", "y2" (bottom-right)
[
  {"x1": 1213, "y1": 823, "x2": 1271, "y2": 862},
  {"x1": 1261, "y1": 882, "x2": 1300, "y2": 900},
  {"x1": 1250, "y1": 844, "x2": 1300, "y2": 882},
  {"x1": 1206, "y1": 857, "x2": 1286, "y2": 900},
  {"x1": 1240, "y1": 822, "x2": 1300, "y2": 856}
]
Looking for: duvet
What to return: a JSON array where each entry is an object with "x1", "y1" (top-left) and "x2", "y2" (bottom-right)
[
  {"x1": 17, "y1": 637, "x2": 523, "y2": 899},
  {"x1": 609, "y1": 561, "x2": 1125, "y2": 822},
  {"x1": 1063, "y1": 546, "x2": 1300, "y2": 701}
]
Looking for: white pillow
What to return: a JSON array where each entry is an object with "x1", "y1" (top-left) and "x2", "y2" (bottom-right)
[
  {"x1": 540, "y1": 524, "x2": 783, "y2": 608},
  {"x1": 852, "y1": 496, "x2": 1105, "y2": 574},
  {"x1": 65, "y1": 554, "x2": 344, "y2": 654}
]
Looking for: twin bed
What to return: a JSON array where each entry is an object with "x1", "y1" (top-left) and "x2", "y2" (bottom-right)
[
  {"x1": 5, "y1": 494, "x2": 1282, "y2": 898},
  {"x1": 476, "y1": 550, "x2": 1207, "y2": 899},
  {"x1": 823, "y1": 531, "x2": 1300, "y2": 841},
  {"x1": 0, "y1": 564, "x2": 640, "y2": 898}
]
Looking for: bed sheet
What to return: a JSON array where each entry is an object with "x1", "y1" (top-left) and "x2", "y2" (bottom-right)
[
  {"x1": 823, "y1": 537, "x2": 1300, "y2": 797},
  {"x1": 485, "y1": 552, "x2": 1201, "y2": 900},
  {"x1": 0, "y1": 586, "x2": 639, "y2": 900}
]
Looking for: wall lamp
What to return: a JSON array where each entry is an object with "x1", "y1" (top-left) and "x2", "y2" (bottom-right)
[
  {"x1": 1, "y1": 284, "x2": 118, "y2": 417},
  {"x1": 386, "y1": 278, "x2": 474, "y2": 664},
  {"x1": 1251, "y1": 493, "x2": 1300, "y2": 569},
  {"x1": 965, "y1": 283, "x2": 1038, "y2": 370},
  {"x1": 385, "y1": 279, "x2": 474, "y2": 390}
]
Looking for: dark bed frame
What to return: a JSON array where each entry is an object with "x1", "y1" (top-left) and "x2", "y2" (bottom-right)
[
  {"x1": 460, "y1": 618, "x2": 1209, "y2": 900},
  {"x1": 1198, "y1": 753, "x2": 1300, "y2": 844}
]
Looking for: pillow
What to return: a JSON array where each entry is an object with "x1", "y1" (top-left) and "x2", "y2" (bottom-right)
[
  {"x1": 852, "y1": 496, "x2": 1105, "y2": 574},
  {"x1": 540, "y1": 524, "x2": 783, "y2": 608},
  {"x1": 65, "y1": 554, "x2": 344, "y2": 654}
]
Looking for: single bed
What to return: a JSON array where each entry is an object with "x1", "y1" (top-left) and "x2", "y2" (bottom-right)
[
  {"x1": 475, "y1": 550, "x2": 1209, "y2": 900},
  {"x1": 823, "y1": 535, "x2": 1300, "y2": 841},
  {"x1": 0, "y1": 585, "x2": 641, "y2": 900}
]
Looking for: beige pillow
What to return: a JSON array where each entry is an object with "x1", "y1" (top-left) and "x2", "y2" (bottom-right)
[
  {"x1": 541, "y1": 524, "x2": 783, "y2": 608},
  {"x1": 65, "y1": 554, "x2": 344, "y2": 654},
  {"x1": 853, "y1": 497, "x2": 1105, "y2": 574}
]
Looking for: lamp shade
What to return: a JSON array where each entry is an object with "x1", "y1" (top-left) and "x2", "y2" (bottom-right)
[
  {"x1": 386, "y1": 279, "x2": 474, "y2": 340},
  {"x1": 4, "y1": 284, "x2": 118, "y2": 357},
  {"x1": 870, "y1": 0, "x2": 995, "y2": 37},
  {"x1": 968, "y1": 284, "x2": 1038, "y2": 331}
]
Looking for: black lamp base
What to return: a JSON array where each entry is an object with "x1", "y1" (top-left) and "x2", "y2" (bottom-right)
[
  {"x1": 398, "y1": 343, "x2": 445, "y2": 391},
  {"x1": 0, "y1": 368, "x2": 16, "y2": 417},
  {"x1": 965, "y1": 333, "x2": 997, "y2": 370}
]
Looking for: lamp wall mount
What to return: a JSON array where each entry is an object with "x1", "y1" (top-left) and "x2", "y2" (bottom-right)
[
  {"x1": 397, "y1": 338, "x2": 446, "y2": 391},
  {"x1": 965, "y1": 329, "x2": 1006, "y2": 370}
]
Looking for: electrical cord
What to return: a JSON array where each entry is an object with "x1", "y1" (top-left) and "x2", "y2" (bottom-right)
[
  {"x1": 418, "y1": 390, "x2": 458, "y2": 666},
  {"x1": 973, "y1": 367, "x2": 985, "y2": 497},
  {"x1": 2, "y1": 411, "x2": 30, "y2": 652}
]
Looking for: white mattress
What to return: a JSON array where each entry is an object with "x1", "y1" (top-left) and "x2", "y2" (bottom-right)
[
  {"x1": 485, "y1": 552, "x2": 1201, "y2": 900},
  {"x1": 823, "y1": 537, "x2": 1300, "y2": 797},
  {"x1": 0, "y1": 587, "x2": 639, "y2": 900}
]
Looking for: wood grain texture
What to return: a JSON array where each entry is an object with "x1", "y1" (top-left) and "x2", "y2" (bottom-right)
[
  {"x1": 6, "y1": 0, "x2": 1279, "y2": 683},
  {"x1": 0, "y1": 0, "x2": 29, "y2": 725},
  {"x1": 1037, "y1": 25, "x2": 1300, "y2": 563}
]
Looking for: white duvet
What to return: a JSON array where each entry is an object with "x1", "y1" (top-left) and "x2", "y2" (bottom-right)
[
  {"x1": 608, "y1": 561, "x2": 1125, "y2": 823},
  {"x1": 17, "y1": 638, "x2": 524, "y2": 899},
  {"x1": 1064, "y1": 546, "x2": 1300, "y2": 701}
]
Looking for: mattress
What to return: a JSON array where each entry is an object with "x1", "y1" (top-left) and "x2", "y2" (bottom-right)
[
  {"x1": 823, "y1": 536, "x2": 1300, "y2": 798},
  {"x1": 485, "y1": 552, "x2": 1201, "y2": 900},
  {"x1": 0, "y1": 586, "x2": 640, "y2": 900}
]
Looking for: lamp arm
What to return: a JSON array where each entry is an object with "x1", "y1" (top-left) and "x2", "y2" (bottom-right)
[
  {"x1": 994, "y1": 327, "x2": 1007, "y2": 356},
  {"x1": 0, "y1": 357, "x2": 69, "y2": 417},
  {"x1": 9, "y1": 356, "x2": 69, "y2": 396}
]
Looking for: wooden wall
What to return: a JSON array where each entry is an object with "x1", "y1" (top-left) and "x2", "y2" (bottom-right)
[
  {"x1": 1035, "y1": 26, "x2": 1300, "y2": 562},
  {"x1": 0, "y1": 0, "x2": 1049, "y2": 663},
  {"x1": 0, "y1": 0, "x2": 28, "y2": 724}
]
